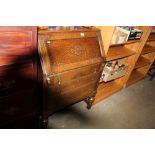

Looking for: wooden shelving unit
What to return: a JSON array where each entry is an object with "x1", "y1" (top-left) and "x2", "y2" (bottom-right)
[
  {"x1": 126, "y1": 70, "x2": 145, "y2": 86},
  {"x1": 134, "y1": 56, "x2": 151, "y2": 69},
  {"x1": 141, "y1": 44, "x2": 155, "y2": 54},
  {"x1": 125, "y1": 26, "x2": 154, "y2": 86},
  {"x1": 129, "y1": 27, "x2": 155, "y2": 85},
  {"x1": 93, "y1": 80, "x2": 123, "y2": 104},
  {"x1": 93, "y1": 26, "x2": 155, "y2": 105},
  {"x1": 147, "y1": 33, "x2": 155, "y2": 41},
  {"x1": 106, "y1": 46, "x2": 135, "y2": 61}
]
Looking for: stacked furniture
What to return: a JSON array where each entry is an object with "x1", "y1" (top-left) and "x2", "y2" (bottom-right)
[{"x1": 0, "y1": 27, "x2": 38, "y2": 128}]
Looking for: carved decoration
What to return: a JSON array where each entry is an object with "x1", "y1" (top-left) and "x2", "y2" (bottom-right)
[{"x1": 69, "y1": 45, "x2": 86, "y2": 56}]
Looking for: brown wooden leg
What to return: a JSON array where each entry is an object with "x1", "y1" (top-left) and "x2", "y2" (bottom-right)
[
  {"x1": 85, "y1": 96, "x2": 95, "y2": 109},
  {"x1": 39, "y1": 116, "x2": 48, "y2": 129},
  {"x1": 42, "y1": 119, "x2": 48, "y2": 129}
]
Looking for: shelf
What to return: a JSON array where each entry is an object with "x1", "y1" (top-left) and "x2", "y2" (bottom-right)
[
  {"x1": 126, "y1": 40, "x2": 141, "y2": 44},
  {"x1": 126, "y1": 70, "x2": 145, "y2": 86},
  {"x1": 93, "y1": 81, "x2": 123, "y2": 104},
  {"x1": 141, "y1": 44, "x2": 155, "y2": 54},
  {"x1": 134, "y1": 57, "x2": 151, "y2": 69},
  {"x1": 147, "y1": 33, "x2": 155, "y2": 41},
  {"x1": 106, "y1": 46, "x2": 136, "y2": 61},
  {"x1": 151, "y1": 27, "x2": 155, "y2": 33},
  {"x1": 110, "y1": 40, "x2": 141, "y2": 47}
]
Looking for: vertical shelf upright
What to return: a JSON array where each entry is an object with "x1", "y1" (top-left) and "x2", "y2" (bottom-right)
[{"x1": 126, "y1": 26, "x2": 155, "y2": 86}]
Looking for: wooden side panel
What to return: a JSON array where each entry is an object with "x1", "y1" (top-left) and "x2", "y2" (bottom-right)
[
  {"x1": 95, "y1": 26, "x2": 115, "y2": 54},
  {"x1": 0, "y1": 26, "x2": 38, "y2": 128}
]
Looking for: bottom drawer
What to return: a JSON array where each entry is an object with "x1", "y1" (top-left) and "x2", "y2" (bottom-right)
[
  {"x1": 0, "y1": 114, "x2": 38, "y2": 129},
  {"x1": 0, "y1": 63, "x2": 35, "y2": 98},
  {"x1": 43, "y1": 81, "x2": 97, "y2": 115},
  {"x1": 0, "y1": 90, "x2": 37, "y2": 124}
]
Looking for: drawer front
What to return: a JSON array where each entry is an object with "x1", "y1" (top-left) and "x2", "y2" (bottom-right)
[
  {"x1": 0, "y1": 30, "x2": 34, "y2": 65},
  {"x1": 44, "y1": 81, "x2": 97, "y2": 113},
  {"x1": 47, "y1": 73, "x2": 99, "y2": 96},
  {"x1": 48, "y1": 63, "x2": 102, "y2": 86},
  {"x1": 61, "y1": 79, "x2": 97, "y2": 100},
  {"x1": 45, "y1": 37, "x2": 102, "y2": 73},
  {"x1": 0, "y1": 31, "x2": 32, "y2": 49},
  {"x1": 0, "y1": 55, "x2": 36, "y2": 66},
  {"x1": 0, "y1": 115, "x2": 38, "y2": 129},
  {"x1": 45, "y1": 63, "x2": 102, "y2": 93},
  {"x1": 0, "y1": 90, "x2": 37, "y2": 124},
  {"x1": 43, "y1": 64, "x2": 102, "y2": 113},
  {"x1": 58, "y1": 73, "x2": 99, "y2": 94},
  {"x1": 0, "y1": 63, "x2": 34, "y2": 97}
]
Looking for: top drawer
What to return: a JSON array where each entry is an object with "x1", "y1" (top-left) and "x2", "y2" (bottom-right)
[
  {"x1": 0, "y1": 62, "x2": 35, "y2": 98},
  {"x1": 0, "y1": 31, "x2": 32, "y2": 47},
  {"x1": 0, "y1": 31, "x2": 32, "y2": 54},
  {"x1": 0, "y1": 27, "x2": 37, "y2": 66}
]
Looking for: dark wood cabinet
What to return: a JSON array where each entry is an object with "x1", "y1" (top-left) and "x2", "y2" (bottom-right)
[{"x1": 0, "y1": 26, "x2": 38, "y2": 128}]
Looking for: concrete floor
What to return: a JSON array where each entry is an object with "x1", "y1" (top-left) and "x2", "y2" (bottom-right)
[{"x1": 48, "y1": 76, "x2": 155, "y2": 129}]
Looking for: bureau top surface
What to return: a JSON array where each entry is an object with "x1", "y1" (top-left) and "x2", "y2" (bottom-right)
[
  {"x1": 38, "y1": 28, "x2": 100, "y2": 34},
  {"x1": 0, "y1": 26, "x2": 37, "y2": 31}
]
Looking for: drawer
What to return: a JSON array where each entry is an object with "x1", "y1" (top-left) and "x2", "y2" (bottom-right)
[
  {"x1": 0, "y1": 63, "x2": 35, "y2": 97},
  {"x1": 60, "y1": 79, "x2": 97, "y2": 98},
  {"x1": 50, "y1": 72, "x2": 99, "y2": 94},
  {"x1": 0, "y1": 31, "x2": 34, "y2": 66},
  {"x1": 0, "y1": 90, "x2": 37, "y2": 124},
  {"x1": 0, "y1": 55, "x2": 34, "y2": 66},
  {"x1": 0, "y1": 31, "x2": 32, "y2": 49},
  {"x1": 0, "y1": 47, "x2": 32, "y2": 57},
  {"x1": 0, "y1": 26, "x2": 37, "y2": 66},
  {"x1": 44, "y1": 81, "x2": 97, "y2": 113},
  {"x1": 0, "y1": 114, "x2": 38, "y2": 129},
  {"x1": 47, "y1": 63, "x2": 102, "y2": 86}
]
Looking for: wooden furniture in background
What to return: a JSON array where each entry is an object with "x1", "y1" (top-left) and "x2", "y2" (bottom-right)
[
  {"x1": 148, "y1": 61, "x2": 155, "y2": 80},
  {"x1": 126, "y1": 26, "x2": 155, "y2": 86},
  {"x1": 0, "y1": 26, "x2": 38, "y2": 128},
  {"x1": 94, "y1": 26, "x2": 155, "y2": 104}
]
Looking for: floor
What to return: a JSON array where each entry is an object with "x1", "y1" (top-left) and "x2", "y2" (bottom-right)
[{"x1": 48, "y1": 76, "x2": 155, "y2": 129}]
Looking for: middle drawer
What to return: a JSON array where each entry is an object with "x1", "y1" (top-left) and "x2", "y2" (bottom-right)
[{"x1": 0, "y1": 62, "x2": 35, "y2": 98}]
